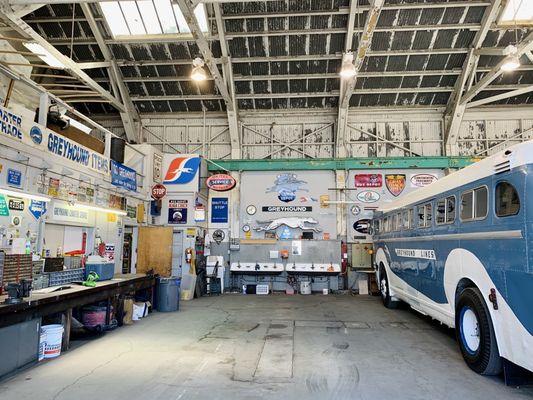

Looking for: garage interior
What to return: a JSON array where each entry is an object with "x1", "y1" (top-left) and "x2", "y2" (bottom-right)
[{"x1": 0, "y1": 0, "x2": 532, "y2": 399}]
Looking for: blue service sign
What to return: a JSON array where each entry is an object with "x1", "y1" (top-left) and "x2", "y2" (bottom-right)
[
  {"x1": 110, "y1": 160, "x2": 137, "y2": 192},
  {"x1": 29, "y1": 200, "x2": 47, "y2": 220},
  {"x1": 7, "y1": 168, "x2": 22, "y2": 187},
  {"x1": 211, "y1": 197, "x2": 228, "y2": 223}
]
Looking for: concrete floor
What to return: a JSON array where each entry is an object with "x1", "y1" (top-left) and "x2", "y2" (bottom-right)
[{"x1": 0, "y1": 294, "x2": 532, "y2": 400}]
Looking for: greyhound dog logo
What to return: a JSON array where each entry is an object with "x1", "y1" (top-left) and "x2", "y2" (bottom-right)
[
  {"x1": 266, "y1": 173, "x2": 308, "y2": 203},
  {"x1": 163, "y1": 156, "x2": 201, "y2": 184}
]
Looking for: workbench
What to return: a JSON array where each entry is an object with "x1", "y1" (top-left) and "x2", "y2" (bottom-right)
[{"x1": 0, "y1": 274, "x2": 155, "y2": 344}]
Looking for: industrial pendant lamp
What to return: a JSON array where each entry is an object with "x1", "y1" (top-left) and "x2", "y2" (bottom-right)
[
  {"x1": 339, "y1": 52, "x2": 357, "y2": 79},
  {"x1": 191, "y1": 57, "x2": 207, "y2": 82},
  {"x1": 500, "y1": 45, "x2": 520, "y2": 72}
]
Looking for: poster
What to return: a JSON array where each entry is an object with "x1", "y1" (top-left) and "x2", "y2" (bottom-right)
[
  {"x1": 292, "y1": 240, "x2": 302, "y2": 256},
  {"x1": 168, "y1": 199, "x2": 188, "y2": 224},
  {"x1": 110, "y1": 160, "x2": 137, "y2": 192},
  {"x1": 211, "y1": 197, "x2": 228, "y2": 223},
  {"x1": 48, "y1": 177, "x2": 60, "y2": 197}
]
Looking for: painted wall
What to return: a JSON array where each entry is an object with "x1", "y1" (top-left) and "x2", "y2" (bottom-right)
[{"x1": 239, "y1": 170, "x2": 336, "y2": 240}]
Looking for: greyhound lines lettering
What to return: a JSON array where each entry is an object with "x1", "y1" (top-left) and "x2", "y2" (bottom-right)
[{"x1": 163, "y1": 156, "x2": 201, "y2": 185}]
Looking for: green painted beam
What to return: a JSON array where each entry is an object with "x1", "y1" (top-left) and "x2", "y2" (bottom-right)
[{"x1": 207, "y1": 156, "x2": 479, "y2": 172}]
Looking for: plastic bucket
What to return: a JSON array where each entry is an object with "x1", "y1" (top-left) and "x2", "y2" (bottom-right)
[
  {"x1": 41, "y1": 324, "x2": 64, "y2": 359},
  {"x1": 300, "y1": 281, "x2": 311, "y2": 295},
  {"x1": 156, "y1": 277, "x2": 180, "y2": 312},
  {"x1": 38, "y1": 331, "x2": 46, "y2": 361}
]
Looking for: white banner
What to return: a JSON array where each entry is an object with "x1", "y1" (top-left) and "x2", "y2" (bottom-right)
[{"x1": 0, "y1": 105, "x2": 110, "y2": 176}]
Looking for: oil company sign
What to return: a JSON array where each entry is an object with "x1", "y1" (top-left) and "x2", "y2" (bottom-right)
[
  {"x1": 151, "y1": 183, "x2": 167, "y2": 199},
  {"x1": 206, "y1": 174, "x2": 236, "y2": 191}
]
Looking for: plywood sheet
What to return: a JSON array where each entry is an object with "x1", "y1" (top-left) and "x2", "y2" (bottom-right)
[{"x1": 137, "y1": 227, "x2": 173, "y2": 277}]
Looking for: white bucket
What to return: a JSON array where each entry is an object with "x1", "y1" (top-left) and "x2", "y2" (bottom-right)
[
  {"x1": 323, "y1": 288, "x2": 329, "y2": 295},
  {"x1": 300, "y1": 281, "x2": 311, "y2": 295},
  {"x1": 38, "y1": 331, "x2": 46, "y2": 361},
  {"x1": 41, "y1": 324, "x2": 64, "y2": 359}
]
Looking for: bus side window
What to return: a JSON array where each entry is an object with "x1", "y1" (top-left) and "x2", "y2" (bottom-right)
[
  {"x1": 496, "y1": 182, "x2": 520, "y2": 217},
  {"x1": 424, "y1": 203, "x2": 432, "y2": 227},
  {"x1": 436, "y1": 199, "x2": 446, "y2": 224},
  {"x1": 417, "y1": 205, "x2": 425, "y2": 228},
  {"x1": 446, "y1": 196, "x2": 456, "y2": 223},
  {"x1": 474, "y1": 187, "x2": 488, "y2": 219},
  {"x1": 408, "y1": 208, "x2": 413, "y2": 229},
  {"x1": 397, "y1": 212, "x2": 402, "y2": 231},
  {"x1": 461, "y1": 191, "x2": 474, "y2": 220}
]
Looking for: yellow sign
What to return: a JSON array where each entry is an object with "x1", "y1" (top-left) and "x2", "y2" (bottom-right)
[
  {"x1": 245, "y1": 230, "x2": 252, "y2": 239},
  {"x1": 320, "y1": 195, "x2": 330, "y2": 208},
  {"x1": 186, "y1": 228, "x2": 196, "y2": 236},
  {"x1": 107, "y1": 213, "x2": 117, "y2": 222},
  {"x1": 137, "y1": 203, "x2": 145, "y2": 223}
]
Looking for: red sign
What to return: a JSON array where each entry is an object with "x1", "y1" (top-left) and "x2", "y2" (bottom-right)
[
  {"x1": 354, "y1": 174, "x2": 382, "y2": 188},
  {"x1": 206, "y1": 174, "x2": 236, "y2": 192},
  {"x1": 151, "y1": 184, "x2": 167, "y2": 199},
  {"x1": 385, "y1": 174, "x2": 406, "y2": 197}
]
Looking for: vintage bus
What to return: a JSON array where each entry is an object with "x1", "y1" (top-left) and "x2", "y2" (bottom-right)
[{"x1": 372, "y1": 142, "x2": 533, "y2": 376}]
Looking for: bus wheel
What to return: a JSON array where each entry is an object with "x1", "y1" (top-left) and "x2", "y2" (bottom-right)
[
  {"x1": 379, "y1": 267, "x2": 398, "y2": 309},
  {"x1": 455, "y1": 287, "x2": 502, "y2": 375}
]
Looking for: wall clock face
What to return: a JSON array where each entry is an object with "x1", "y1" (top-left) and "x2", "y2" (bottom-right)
[
  {"x1": 246, "y1": 205, "x2": 256, "y2": 215},
  {"x1": 242, "y1": 224, "x2": 251, "y2": 232}
]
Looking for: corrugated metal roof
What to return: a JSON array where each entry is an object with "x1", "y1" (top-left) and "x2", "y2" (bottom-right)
[{"x1": 17, "y1": 1, "x2": 533, "y2": 113}]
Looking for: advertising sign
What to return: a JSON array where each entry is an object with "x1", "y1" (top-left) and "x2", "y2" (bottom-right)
[
  {"x1": 7, "y1": 168, "x2": 22, "y2": 187},
  {"x1": 354, "y1": 173, "x2": 382, "y2": 188},
  {"x1": 410, "y1": 173, "x2": 438, "y2": 188},
  {"x1": 356, "y1": 190, "x2": 380, "y2": 203},
  {"x1": 8, "y1": 198, "x2": 25, "y2": 211},
  {"x1": 206, "y1": 174, "x2": 236, "y2": 191},
  {"x1": 211, "y1": 197, "x2": 228, "y2": 223},
  {"x1": 110, "y1": 160, "x2": 137, "y2": 192},
  {"x1": 168, "y1": 199, "x2": 188, "y2": 224},
  {"x1": 266, "y1": 173, "x2": 308, "y2": 203},
  {"x1": 261, "y1": 206, "x2": 312, "y2": 212},
  {"x1": 0, "y1": 105, "x2": 110, "y2": 176},
  {"x1": 29, "y1": 200, "x2": 47, "y2": 220},
  {"x1": 51, "y1": 202, "x2": 90, "y2": 224},
  {"x1": 163, "y1": 155, "x2": 200, "y2": 185},
  {"x1": 0, "y1": 195, "x2": 9, "y2": 216},
  {"x1": 385, "y1": 174, "x2": 406, "y2": 197}
]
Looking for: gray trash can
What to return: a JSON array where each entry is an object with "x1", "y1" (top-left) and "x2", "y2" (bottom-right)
[{"x1": 156, "y1": 277, "x2": 180, "y2": 312}]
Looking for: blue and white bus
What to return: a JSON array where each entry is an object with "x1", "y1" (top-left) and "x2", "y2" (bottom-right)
[{"x1": 372, "y1": 142, "x2": 533, "y2": 376}]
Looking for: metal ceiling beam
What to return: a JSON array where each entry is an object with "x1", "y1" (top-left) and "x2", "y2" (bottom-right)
[
  {"x1": 128, "y1": 85, "x2": 530, "y2": 101},
  {"x1": 220, "y1": 2, "x2": 491, "y2": 19},
  {"x1": 466, "y1": 85, "x2": 533, "y2": 108},
  {"x1": 460, "y1": 31, "x2": 533, "y2": 105},
  {"x1": 444, "y1": 0, "x2": 503, "y2": 155},
  {"x1": 80, "y1": 2, "x2": 141, "y2": 143},
  {"x1": 336, "y1": 0, "x2": 384, "y2": 158},
  {"x1": 0, "y1": 0, "x2": 126, "y2": 112},
  {"x1": 214, "y1": 3, "x2": 240, "y2": 159}
]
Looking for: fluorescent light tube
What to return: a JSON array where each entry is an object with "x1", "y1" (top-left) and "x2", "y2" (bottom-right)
[{"x1": 0, "y1": 188, "x2": 51, "y2": 202}]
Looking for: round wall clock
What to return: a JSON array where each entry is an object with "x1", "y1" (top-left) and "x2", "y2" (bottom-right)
[
  {"x1": 246, "y1": 205, "x2": 257, "y2": 215},
  {"x1": 242, "y1": 224, "x2": 251, "y2": 232}
]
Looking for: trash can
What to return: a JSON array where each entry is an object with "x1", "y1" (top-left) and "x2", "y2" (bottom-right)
[{"x1": 156, "y1": 277, "x2": 180, "y2": 312}]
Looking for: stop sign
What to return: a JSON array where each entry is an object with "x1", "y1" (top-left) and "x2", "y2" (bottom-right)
[{"x1": 151, "y1": 184, "x2": 167, "y2": 199}]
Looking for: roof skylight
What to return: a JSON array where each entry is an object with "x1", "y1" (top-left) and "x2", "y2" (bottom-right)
[
  {"x1": 500, "y1": 0, "x2": 533, "y2": 25},
  {"x1": 101, "y1": 0, "x2": 208, "y2": 38}
]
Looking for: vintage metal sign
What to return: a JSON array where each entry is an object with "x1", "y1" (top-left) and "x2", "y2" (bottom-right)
[
  {"x1": 410, "y1": 173, "x2": 438, "y2": 188},
  {"x1": 266, "y1": 173, "x2": 308, "y2": 203},
  {"x1": 356, "y1": 190, "x2": 380, "y2": 203},
  {"x1": 206, "y1": 174, "x2": 236, "y2": 191},
  {"x1": 385, "y1": 174, "x2": 406, "y2": 197},
  {"x1": 354, "y1": 173, "x2": 382, "y2": 188}
]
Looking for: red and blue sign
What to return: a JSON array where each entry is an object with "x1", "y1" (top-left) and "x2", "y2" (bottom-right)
[
  {"x1": 206, "y1": 174, "x2": 236, "y2": 192},
  {"x1": 163, "y1": 156, "x2": 200, "y2": 185}
]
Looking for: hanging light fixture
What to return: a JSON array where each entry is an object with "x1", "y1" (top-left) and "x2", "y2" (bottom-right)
[
  {"x1": 500, "y1": 45, "x2": 520, "y2": 72},
  {"x1": 191, "y1": 57, "x2": 207, "y2": 81},
  {"x1": 339, "y1": 52, "x2": 357, "y2": 79}
]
